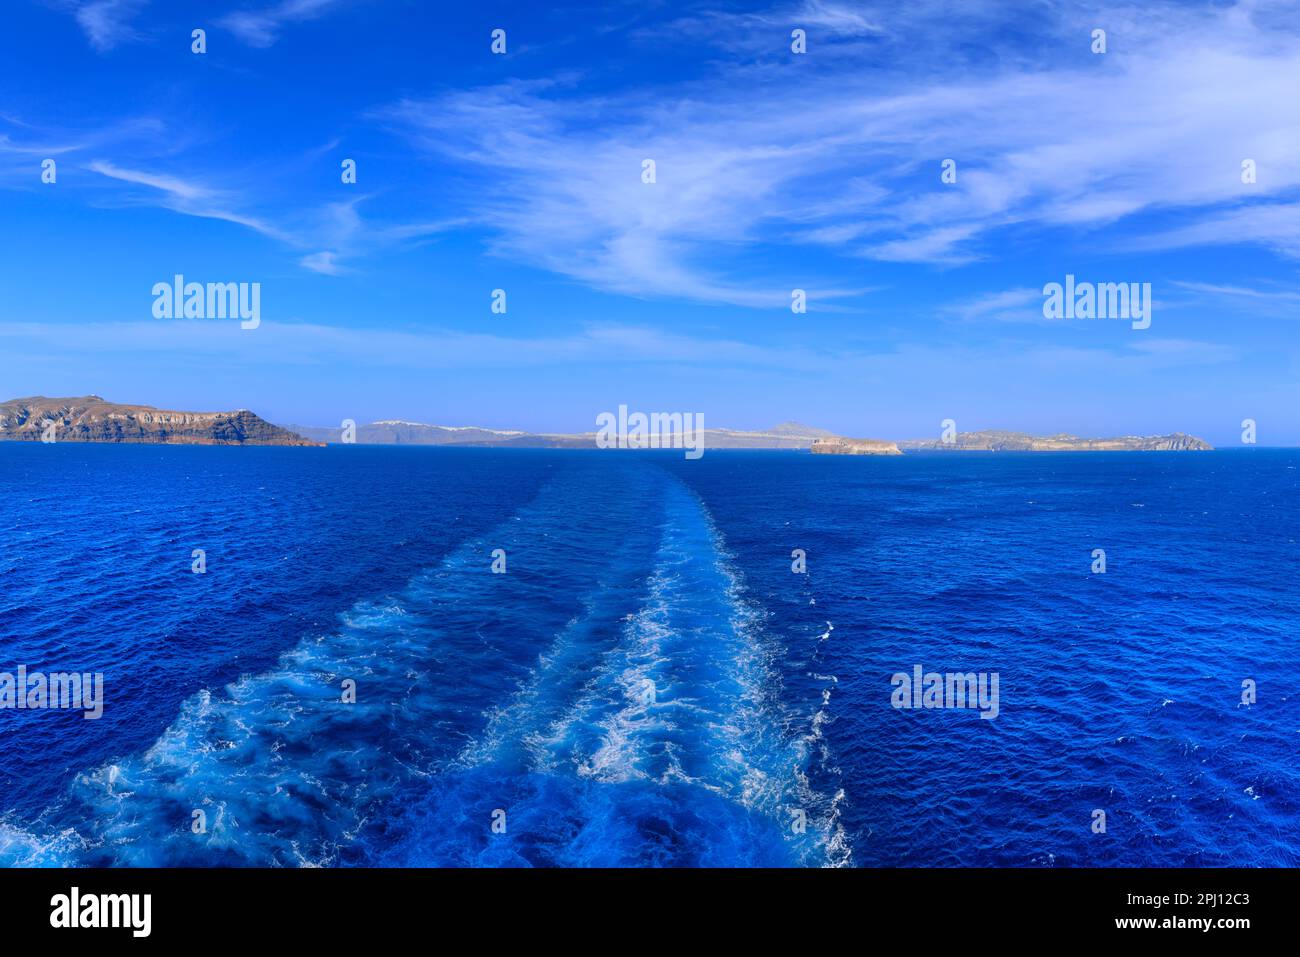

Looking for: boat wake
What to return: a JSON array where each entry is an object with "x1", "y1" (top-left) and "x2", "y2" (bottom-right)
[{"x1": 1, "y1": 465, "x2": 849, "y2": 867}]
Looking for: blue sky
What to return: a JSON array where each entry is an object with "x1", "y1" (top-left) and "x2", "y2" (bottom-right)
[{"x1": 2, "y1": 0, "x2": 1299, "y2": 443}]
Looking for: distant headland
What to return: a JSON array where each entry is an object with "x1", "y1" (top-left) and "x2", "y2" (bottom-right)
[
  {"x1": 0, "y1": 397, "x2": 1216, "y2": 452},
  {"x1": 811, "y1": 430, "x2": 1212, "y2": 454},
  {"x1": 894, "y1": 430, "x2": 1213, "y2": 452},
  {"x1": 809, "y1": 437, "x2": 903, "y2": 455},
  {"x1": 0, "y1": 396, "x2": 319, "y2": 446}
]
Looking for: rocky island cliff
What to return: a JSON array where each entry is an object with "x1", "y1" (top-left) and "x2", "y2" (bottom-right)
[
  {"x1": 897, "y1": 430, "x2": 1213, "y2": 451},
  {"x1": 809, "y1": 437, "x2": 903, "y2": 455},
  {"x1": 0, "y1": 396, "x2": 319, "y2": 446}
]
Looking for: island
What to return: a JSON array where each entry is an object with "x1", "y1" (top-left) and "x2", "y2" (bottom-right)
[
  {"x1": 895, "y1": 430, "x2": 1213, "y2": 452},
  {"x1": 0, "y1": 398, "x2": 1216, "y2": 453},
  {"x1": 0, "y1": 396, "x2": 320, "y2": 446},
  {"x1": 284, "y1": 420, "x2": 839, "y2": 450},
  {"x1": 809, "y1": 437, "x2": 903, "y2": 455}
]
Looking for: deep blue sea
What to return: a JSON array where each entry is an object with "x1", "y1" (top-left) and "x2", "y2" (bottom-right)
[{"x1": 1, "y1": 445, "x2": 1296, "y2": 867}]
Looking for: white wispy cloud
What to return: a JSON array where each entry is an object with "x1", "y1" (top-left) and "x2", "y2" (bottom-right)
[
  {"x1": 1128, "y1": 202, "x2": 1300, "y2": 259},
  {"x1": 0, "y1": 115, "x2": 162, "y2": 183},
  {"x1": 87, "y1": 160, "x2": 292, "y2": 241},
  {"x1": 32, "y1": 0, "x2": 1300, "y2": 309},
  {"x1": 795, "y1": 0, "x2": 885, "y2": 35},
  {"x1": 300, "y1": 251, "x2": 344, "y2": 275},
  {"x1": 84, "y1": 160, "x2": 460, "y2": 269},
  {"x1": 638, "y1": 0, "x2": 886, "y2": 52},
  {"x1": 1170, "y1": 280, "x2": 1300, "y2": 303},
  {"x1": 1166, "y1": 279, "x2": 1300, "y2": 319},
  {"x1": 944, "y1": 288, "x2": 1045, "y2": 323},
  {"x1": 65, "y1": 0, "x2": 148, "y2": 52},
  {"x1": 0, "y1": 135, "x2": 82, "y2": 156},
  {"x1": 218, "y1": 0, "x2": 345, "y2": 48},
  {"x1": 380, "y1": 0, "x2": 1300, "y2": 306}
]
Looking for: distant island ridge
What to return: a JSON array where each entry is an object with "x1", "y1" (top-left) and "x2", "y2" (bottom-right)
[
  {"x1": 892, "y1": 430, "x2": 1212, "y2": 452},
  {"x1": 0, "y1": 396, "x2": 319, "y2": 446},
  {"x1": 283, "y1": 418, "x2": 839, "y2": 449},
  {"x1": 0, "y1": 397, "x2": 1216, "y2": 451}
]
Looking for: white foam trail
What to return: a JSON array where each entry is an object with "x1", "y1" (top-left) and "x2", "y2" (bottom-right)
[{"x1": 477, "y1": 475, "x2": 854, "y2": 865}]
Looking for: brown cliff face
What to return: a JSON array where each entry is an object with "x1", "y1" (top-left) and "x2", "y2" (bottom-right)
[
  {"x1": 810, "y1": 437, "x2": 903, "y2": 455},
  {"x1": 0, "y1": 396, "x2": 320, "y2": 446}
]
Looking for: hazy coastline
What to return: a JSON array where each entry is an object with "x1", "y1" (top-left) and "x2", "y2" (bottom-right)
[{"x1": 0, "y1": 396, "x2": 1229, "y2": 452}]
